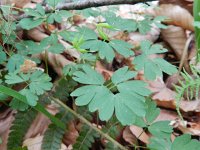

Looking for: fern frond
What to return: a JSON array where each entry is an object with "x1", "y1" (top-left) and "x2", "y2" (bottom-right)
[
  {"x1": 41, "y1": 113, "x2": 73, "y2": 150},
  {"x1": 73, "y1": 125, "x2": 99, "y2": 150},
  {"x1": 7, "y1": 109, "x2": 37, "y2": 150},
  {"x1": 105, "y1": 142, "x2": 120, "y2": 150},
  {"x1": 175, "y1": 67, "x2": 200, "y2": 120}
]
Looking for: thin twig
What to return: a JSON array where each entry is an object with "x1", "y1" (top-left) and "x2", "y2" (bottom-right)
[
  {"x1": 16, "y1": 0, "x2": 155, "y2": 21},
  {"x1": 51, "y1": 96, "x2": 128, "y2": 150}
]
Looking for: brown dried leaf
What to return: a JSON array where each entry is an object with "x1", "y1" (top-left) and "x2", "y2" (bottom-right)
[
  {"x1": 122, "y1": 127, "x2": 138, "y2": 145},
  {"x1": 178, "y1": 121, "x2": 200, "y2": 136},
  {"x1": 0, "y1": 109, "x2": 15, "y2": 150},
  {"x1": 20, "y1": 59, "x2": 42, "y2": 73},
  {"x1": 95, "y1": 61, "x2": 113, "y2": 81},
  {"x1": 129, "y1": 125, "x2": 149, "y2": 144},
  {"x1": 152, "y1": 4, "x2": 194, "y2": 31},
  {"x1": 149, "y1": 79, "x2": 200, "y2": 112},
  {"x1": 155, "y1": 109, "x2": 178, "y2": 122},
  {"x1": 159, "y1": 0, "x2": 193, "y2": 14},
  {"x1": 161, "y1": 25, "x2": 190, "y2": 72},
  {"x1": 63, "y1": 121, "x2": 79, "y2": 146},
  {"x1": 23, "y1": 135, "x2": 71, "y2": 150},
  {"x1": 25, "y1": 105, "x2": 58, "y2": 139}
]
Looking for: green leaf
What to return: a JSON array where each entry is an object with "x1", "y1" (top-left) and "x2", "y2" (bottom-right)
[
  {"x1": 71, "y1": 85, "x2": 104, "y2": 106},
  {"x1": 115, "y1": 93, "x2": 146, "y2": 125},
  {"x1": 145, "y1": 99, "x2": 160, "y2": 124},
  {"x1": 58, "y1": 10, "x2": 73, "y2": 18},
  {"x1": 0, "y1": 85, "x2": 65, "y2": 129},
  {"x1": 194, "y1": 21, "x2": 200, "y2": 28},
  {"x1": 46, "y1": 0, "x2": 61, "y2": 7},
  {"x1": 72, "y1": 65, "x2": 104, "y2": 85},
  {"x1": 153, "y1": 58, "x2": 178, "y2": 75},
  {"x1": 117, "y1": 80, "x2": 151, "y2": 97},
  {"x1": 81, "y1": 40, "x2": 115, "y2": 62},
  {"x1": 133, "y1": 40, "x2": 177, "y2": 80},
  {"x1": 111, "y1": 66, "x2": 137, "y2": 84},
  {"x1": 42, "y1": 113, "x2": 72, "y2": 150},
  {"x1": 36, "y1": 4, "x2": 45, "y2": 16},
  {"x1": 88, "y1": 86, "x2": 115, "y2": 121},
  {"x1": 153, "y1": 16, "x2": 168, "y2": 29},
  {"x1": 9, "y1": 98, "x2": 29, "y2": 111},
  {"x1": 71, "y1": 66, "x2": 150, "y2": 125},
  {"x1": 109, "y1": 40, "x2": 134, "y2": 57},
  {"x1": 6, "y1": 54, "x2": 24, "y2": 72},
  {"x1": 21, "y1": 89, "x2": 38, "y2": 106},
  {"x1": 60, "y1": 27, "x2": 97, "y2": 42},
  {"x1": 53, "y1": 77, "x2": 77, "y2": 101},
  {"x1": 7, "y1": 109, "x2": 37, "y2": 150},
  {"x1": 106, "y1": 14, "x2": 137, "y2": 32},
  {"x1": 19, "y1": 18, "x2": 45, "y2": 30},
  {"x1": 148, "y1": 121, "x2": 173, "y2": 139},
  {"x1": 40, "y1": 34, "x2": 65, "y2": 54},
  {"x1": 0, "y1": 46, "x2": 6, "y2": 64},
  {"x1": 53, "y1": 13, "x2": 62, "y2": 23},
  {"x1": 137, "y1": 19, "x2": 152, "y2": 34},
  {"x1": 29, "y1": 71, "x2": 53, "y2": 95},
  {"x1": 194, "y1": 0, "x2": 200, "y2": 61},
  {"x1": 73, "y1": 125, "x2": 99, "y2": 150},
  {"x1": 24, "y1": 8, "x2": 42, "y2": 17},
  {"x1": 171, "y1": 134, "x2": 200, "y2": 150},
  {"x1": 5, "y1": 72, "x2": 29, "y2": 84},
  {"x1": 148, "y1": 137, "x2": 172, "y2": 150}
]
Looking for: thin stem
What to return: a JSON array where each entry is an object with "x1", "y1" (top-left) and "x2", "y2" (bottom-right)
[
  {"x1": 51, "y1": 96, "x2": 128, "y2": 150},
  {"x1": 44, "y1": 50, "x2": 49, "y2": 74}
]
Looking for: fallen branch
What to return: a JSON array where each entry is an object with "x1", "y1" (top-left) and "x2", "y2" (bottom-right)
[
  {"x1": 16, "y1": 0, "x2": 155, "y2": 21},
  {"x1": 55, "y1": 0, "x2": 155, "y2": 11}
]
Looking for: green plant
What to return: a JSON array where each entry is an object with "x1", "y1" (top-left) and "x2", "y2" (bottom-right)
[{"x1": 0, "y1": 0, "x2": 200, "y2": 150}]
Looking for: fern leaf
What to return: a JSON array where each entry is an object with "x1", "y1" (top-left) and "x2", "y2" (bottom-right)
[
  {"x1": 105, "y1": 142, "x2": 120, "y2": 150},
  {"x1": 73, "y1": 125, "x2": 99, "y2": 150},
  {"x1": 41, "y1": 113, "x2": 72, "y2": 150},
  {"x1": 7, "y1": 109, "x2": 37, "y2": 150},
  {"x1": 175, "y1": 67, "x2": 200, "y2": 120}
]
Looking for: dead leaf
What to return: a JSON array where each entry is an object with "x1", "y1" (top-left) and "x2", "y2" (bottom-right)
[
  {"x1": 129, "y1": 125, "x2": 149, "y2": 144},
  {"x1": 180, "y1": 100, "x2": 200, "y2": 112},
  {"x1": 20, "y1": 59, "x2": 42, "y2": 73},
  {"x1": 155, "y1": 109, "x2": 178, "y2": 122},
  {"x1": 128, "y1": 25, "x2": 160, "y2": 45},
  {"x1": 0, "y1": 109, "x2": 15, "y2": 150},
  {"x1": 63, "y1": 121, "x2": 79, "y2": 146},
  {"x1": 159, "y1": 0, "x2": 193, "y2": 14},
  {"x1": 122, "y1": 127, "x2": 138, "y2": 145},
  {"x1": 179, "y1": 122, "x2": 200, "y2": 136},
  {"x1": 23, "y1": 135, "x2": 70, "y2": 150},
  {"x1": 161, "y1": 25, "x2": 190, "y2": 72},
  {"x1": 95, "y1": 61, "x2": 113, "y2": 81},
  {"x1": 151, "y1": 4, "x2": 194, "y2": 31},
  {"x1": 25, "y1": 105, "x2": 58, "y2": 139}
]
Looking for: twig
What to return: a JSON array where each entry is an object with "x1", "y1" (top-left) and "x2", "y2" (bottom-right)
[
  {"x1": 51, "y1": 96, "x2": 128, "y2": 150},
  {"x1": 16, "y1": 0, "x2": 155, "y2": 21},
  {"x1": 178, "y1": 34, "x2": 194, "y2": 74}
]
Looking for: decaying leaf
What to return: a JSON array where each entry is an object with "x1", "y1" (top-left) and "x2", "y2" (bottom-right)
[
  {"x1": 159, "y1": 0, "x2": 193, "y2": 14},
  {"x1": 122, "y1": 126, "x2": 138, "y2": 146},
  {"x1": 129, "y1": 125, "x2": 150, "y2": 144},
  {"x1": 161, "y1": 25, "x2": 190, "y2": 72},
  {"x1": 23, "y1": 135, "x2": 71, "y2": 150},
  {"x1": 151, "y1": 4, "x2": 194, "y2": 31}
]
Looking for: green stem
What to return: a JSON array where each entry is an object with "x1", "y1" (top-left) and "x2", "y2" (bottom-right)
[
  {"x1": 194, "y1": 0, "x2": 200, "y2": 63},
  {"x1": 51, "y1": 96, "x2": 128, "y2": 150}
]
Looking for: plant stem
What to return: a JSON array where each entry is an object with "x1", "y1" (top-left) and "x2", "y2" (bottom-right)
[
  {"x1": 51, "y1": 96, "x2": 128, "y2": 150},
  {"x1": 44, "y1": 50, "x2": 49, "y2": 74}
]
